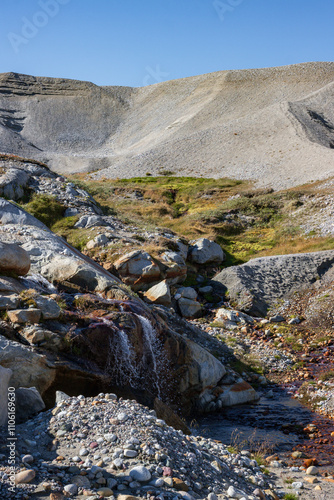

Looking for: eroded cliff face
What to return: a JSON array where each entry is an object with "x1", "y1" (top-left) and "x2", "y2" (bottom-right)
[{"x1": 0, "y1": 63, "x2": 334, "y2": 188}]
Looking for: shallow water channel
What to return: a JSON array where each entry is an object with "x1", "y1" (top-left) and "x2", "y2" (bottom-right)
[{"x1": 193, "y1": 386, "x2": 334, "y2": 473}]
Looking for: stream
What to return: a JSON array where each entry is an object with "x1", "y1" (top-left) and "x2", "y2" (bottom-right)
[{"x1": 194, "y1": 386, "x2": 334, "y2": 473}]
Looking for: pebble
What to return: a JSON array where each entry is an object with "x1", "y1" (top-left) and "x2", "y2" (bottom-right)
[
  {"x1": 306, "y1": 465, "x2": 319, "y2": 475},
  {"x1": 129, "y1": 465, "x2": 152, "y2": 482},
  {"x1": 15, "y1": 469, "x2": 36, "y2": 484},
  {"x1": 64, "y1": 483, "x2": 78, "y2": 495}
]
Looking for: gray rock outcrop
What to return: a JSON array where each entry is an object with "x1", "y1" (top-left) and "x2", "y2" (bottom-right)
[
  {"x1": 189, "y1": 238, "x2": 225, "y2": 265},
  {"x1": 144, "y1": 280, "x2": 171, "y2": 306},
  {"x1": 213, "y1": 250, "x2": 334, "y2": 316},
  {"x1": 0, "y1": 336, "x2": 56, "y2": 395},
  {"x1": 2, "y1": 64, "x2": 334, "y2": 191},
  {"x1": 114, "y1": 251, "x2": 161, "y2": 290}
]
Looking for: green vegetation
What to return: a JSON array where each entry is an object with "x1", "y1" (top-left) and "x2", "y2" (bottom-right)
[
  {"x1": 22, "y1": 194, "x2": 65, "y2": 227},
  {"x1": 319, "y1": 370, "x2": 334, "y2": 381},
  {"x1": 229, "y1": 355, "x2": 264, "y2": 376},
  {"x1": 69, "y1": 174, "x2": 334, "y2": 266},
  {"x1": 19, "y1": 289, "x2": 38, "y2": 307},
  {"x1": 284, "y1": 494, "x2": 298, "y2": 500}
]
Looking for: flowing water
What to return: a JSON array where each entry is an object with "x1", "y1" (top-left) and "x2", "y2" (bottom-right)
[
  {"x1": 20, "y1": 273, "x2": 58, "y2": 294},
  {"x1": 194, "y1": 386, "x2": 334, "y2": 472},
  {"x1": 136, "y1": 314, "x2": 162, "y2": 398}
]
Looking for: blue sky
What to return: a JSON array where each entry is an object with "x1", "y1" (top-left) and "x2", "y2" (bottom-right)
[{"x1": 0, "y1": 0, "x2": 333, "y2": 87}]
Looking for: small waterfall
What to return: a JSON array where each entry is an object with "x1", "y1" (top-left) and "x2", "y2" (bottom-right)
[
  {"x1": 91, "y1": 309, "x2": 167, "y2": 398},
  {"x1": 20, "y1": 273, "x2": 57, "y2": 294},
  {"x1": 136, "y1": 314, "x2": 165, "y2": 398},
  {"x1": 100, "y1": 317, "x2": 139, "y2": 386}
]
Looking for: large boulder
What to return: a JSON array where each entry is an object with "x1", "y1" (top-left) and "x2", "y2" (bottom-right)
[
  {"x1": 41, "y1": 255, "x2": 119, "y2": 293},
  {"x1": 144, "y1": 280, "x2": 171, "y2": 306},
  {"x1": 0, "y1": 336, "x2": 56, "y2": 395},
  {"x1": 15, "y1": 387, "x2": 46, "y2": 423},
  {"x1": 114, "y1": 251, "x2": 161, "y2": 290},
  {"x1": 164, "y1": 331, "x2": 226, "y2": 402},
  {"x1": 218, "y1": 381, "x2": 259, "y2": 406},
  {"x1": 0, "y1": 198, "x2": 47, "y2": 228},
  {"x1": 160, "y1": 251, "x2": 187, "y2": 285},
  {"x1": 213, "y1": 250, "x2": 334, "y2": 316},
  {"x1": 189, "y1": 238, "x2": 225, "y2": 265},
  {"x1": 0, "y1": 365, "x2": 12, "y2": 426},
  {"x1": 0, "y1": 242, "x2": 30, "y2": 275}
]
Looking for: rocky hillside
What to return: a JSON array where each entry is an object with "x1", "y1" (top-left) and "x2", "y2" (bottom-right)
[
  {"x1": 1, "y1": 156, "x2": 334, "y2": 498},
  {"x1": 0, "y1": 62, "x2": 334, "y2": 189}
]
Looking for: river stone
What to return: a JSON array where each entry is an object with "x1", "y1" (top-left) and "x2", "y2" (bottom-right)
[
  {"x1": 306, "y1": 465, "x2": 319, "y2": 475},
  {"x1": 22, "y1": 454, "x2": 34, "y2": 464},
  {"x1": 227, "y1": 485, "x2": 247, "y2": 498},
  {"x1": 96, "y1": 487, "x2": 113, "y2": 497},
  {"x1": 41, "y1": 255, "x2": 119, "y2": 293},
  {"x1": 124, "y1": 449, "x2": 138, "y2": 458},
  {"x1": 64, "y1": 483, "x2": 78, "y2": 495},
  {"x1": 72, "y1": 475, "x2": 91, "y2": 488},
  {"x1": 173, "y1": 477, "x2": 189, "y2": 491},
  {"x1": 144, "y1": 280, "x2": 171, "y2": 306},
  {"x1": 0, "y1": 241, "x2": 30, "y2": 275},
  {"x1": 56, "y1": 391, "x2": 70, "y2": 403},
  {"x1": 0, "y1": 365, "x2": 12, "y2": 426},
  {"x1": 0, "y1": 198, "x2": 47, "y2": 228},
  {"x1": 213, "y1": 250, "x2": 334, "y2": 316},
  {"x1": 129, "y1": 465, "x2": 151, "y2": 482},
  {"x1": 0, "y1": 276, "x2": 25, "y2": 294},
  {"x1": 50, "y1": 494, "x2": 65, "y2": 500},
  {"x1": 189, "y1": 238, "x2": 225, "y2": 265},
  {"x1": 215, "y1": 307, "x2": 254, "y2": 325},
  {"x1": 15, "y1": 469, "x2": 36, "y2": 484}
]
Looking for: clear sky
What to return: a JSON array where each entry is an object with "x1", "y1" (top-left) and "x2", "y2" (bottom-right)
[{"x1": 0, "y1": 0, "x2": 333, "y2": 87}]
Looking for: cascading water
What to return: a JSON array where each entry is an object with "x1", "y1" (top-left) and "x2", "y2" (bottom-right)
[
  {"x1": 101, "y1": 317, "x2": 139, "y2": 386},
  {"x1": 91, "y1": 299, "x2": 168, "y2": 398},
  {"x1": 20, "y1": 273, "x2": 58, "y2": 294},
  {"x1": 136, "y1": 314, "x2": 167, "y2": 399}
]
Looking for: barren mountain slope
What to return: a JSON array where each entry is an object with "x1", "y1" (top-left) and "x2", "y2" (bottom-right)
[{"x1": 0, "y1": 62, "x2": 334, "y2": 189}]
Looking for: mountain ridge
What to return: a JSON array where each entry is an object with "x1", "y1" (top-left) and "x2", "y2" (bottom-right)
[{"x1": 0, "y1": 61, "x2": 333, "y2": 189}]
